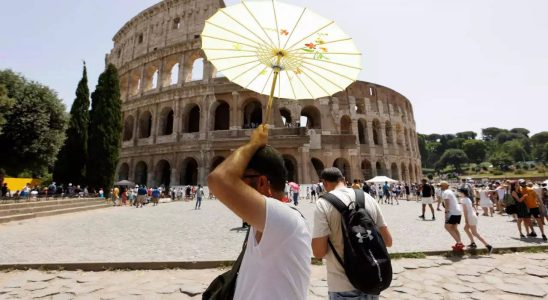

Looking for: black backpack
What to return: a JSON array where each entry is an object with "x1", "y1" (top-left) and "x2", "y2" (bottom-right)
[{"x1": 321, "y1": 189, "x2": 392, "y2": 295}]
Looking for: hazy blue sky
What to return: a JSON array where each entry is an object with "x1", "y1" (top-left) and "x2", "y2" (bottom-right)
[{"x1": 1, "y1": 0, "x2": 546, "y2": 135}]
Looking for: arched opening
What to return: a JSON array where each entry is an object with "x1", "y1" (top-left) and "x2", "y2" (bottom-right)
[
  {"x1": 184, "y1": 105, "x2": 200, "y2": 133},
  {"x1": 190, "y1": 58, "x2": 204, "y2": 82},
  {"x1": 340, "y1": 115, "x2": 352, "y2": 134},
  {"x1": 396, "y1": 124, "x2": 403, "y2": 145},
  {"x1": 210, "y1": 156, "x2": 225, "y2": 173},
  {"x1": 415, "y1": 164, "x2": 421, "y2": 182},
  {"x1": 361, "y1": 159, "x2": 373, "y2": 180},
  {"x1": 159, "y1": 108, "x2": 174, "y2": 136},
  {"x1": 144, "y1": 65, "x2": 159, "y2": 91},
  {"x1": 134, "y1": 161, "x2": 148, "y2": 185},
  {"x1": 123, "y1": 116, "x2": 134, "y2": 141},
  {"x1": 279, "y1": 108, "x2": 292, "y2": 126},
  {"x1": 129, "y1": 69, "x2": 141, "y2": 96},
  {"x1": 283, "y1": 155, "x2": 298, "y2": 183},
  {"x1": 300, "y1": 106, "x2": 321, "y2": 129},
  {"x1": 139, "y1": 111, "x2": 152, "y2": 138},
  {"x1": 311, "y1": 158, "x2": 325, "y2": 180},
  {"x1": 386, "y1": 121, "x2": 393, "y2": 144},
  {"x1": 372, "y1": 119, "x2": 381, "y2": 145},
  {"x1": 180, "y1": 158, "x2": 199, "y2": 185},
  {"x1": 117, "y1": 163, "x2": 129, "y2": 181},
  {"x1": 242, "y1": 100, "x2": 262, "y2": 128},
  {"x1": 390, "y1": 163, "x2": 399, "y2": 180},
  {"x1": 358, "y1": 119, "x2": 367, "y2": 144},
  {"x1": 170, "y1": 63, "x2": 179, "y2": 85},
  {"x1": 154, "y1": 160, "x2": 171, "y2": 188},
  {"x1": 375, "y1": 161, "x2": 387, "y2": 176},
  {"x1": 333, "y1": 158, "x2": 351, "y2": 181},
  {"x1": 213, "y1": 101, "x2": 230, "y2": 130},
  {"x1": 401, "y1": 162, "x2": 408, "y2": 183}
]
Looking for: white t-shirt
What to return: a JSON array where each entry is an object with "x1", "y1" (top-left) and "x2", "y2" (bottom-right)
[
  {"x1": 313, "y1": 187, "x2": 387, "y2": 292},
  {"x1": 461, "y1": 197, "x2": 477, "y2": 225},
  {"x1": 442, "y1": 189, "x2": 462, "y2": 216},
  {"x1": 234, "y1": 196, "x2": 311, "y2": 300}
]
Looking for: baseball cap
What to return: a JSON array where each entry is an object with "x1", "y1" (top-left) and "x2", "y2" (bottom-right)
[{"x1": 518, "y1": 179, "x2": 526, "y2": 185}]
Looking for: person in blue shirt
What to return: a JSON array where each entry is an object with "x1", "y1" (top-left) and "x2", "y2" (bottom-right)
[{"x1": 151, "y1": 187, "x2": 161, "y2": 206}]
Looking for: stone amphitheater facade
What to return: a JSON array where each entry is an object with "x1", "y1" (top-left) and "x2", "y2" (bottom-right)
[{"x1": 107, "y1": 0, "x2": 422, "y2": 187}]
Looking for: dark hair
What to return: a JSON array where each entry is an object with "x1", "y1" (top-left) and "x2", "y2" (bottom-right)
[
  {"x1": 246, "y1": 145, "x2": 287, "y2": 192},
  {"x1": 458, "y1": 188, "x2": 469, "y2": 197},
  {"x1": 320, "y1": 167, "x2": 344, "y2": 183}
]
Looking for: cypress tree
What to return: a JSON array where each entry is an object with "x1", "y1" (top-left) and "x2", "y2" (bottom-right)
[
  {"x1": 53, "y1": 62, "x2": 90, "y2": 185},
  {"x1": 87, "y1": 64, "x2": 122, "y2": 191}
]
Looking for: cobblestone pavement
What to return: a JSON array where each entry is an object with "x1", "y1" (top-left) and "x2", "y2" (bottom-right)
[
  {"x1": 0, "y1": 252, "x2": 546, "y2": 299},
  {"x1": 1, "y1": 198, "x2": 547, "y2": 264}
]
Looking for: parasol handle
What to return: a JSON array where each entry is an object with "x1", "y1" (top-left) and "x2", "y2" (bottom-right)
[{"x1": 264, "y1": 55, "x2": 282, "y2": 126}]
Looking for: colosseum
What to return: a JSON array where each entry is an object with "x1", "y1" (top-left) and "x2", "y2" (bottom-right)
[{"x1": 107, "y1": 0, "x2": 422, "y2": 188}]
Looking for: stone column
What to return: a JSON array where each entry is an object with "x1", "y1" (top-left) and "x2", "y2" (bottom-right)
[
  {"x1": 170, "y1": 167, "x2": 178, "y2": 187},
  {"x1": 299, "y1": 147, "x2": 310, "y2": 184},
  {"x1": 178, "y1": 53, "x2": 186, "y2": 86},
  {"x1": 174, "y1": 100, "x2": 181, "y2": 142},
  {"x1": 230, "y1": 91, "x2": 240, "y2": 130},
  {"x1": 157, "y1": 58, "x2": 166, "y2": 89},
  {"x1": 138, "y1": 66, "x2": 146, "y2": 95},
  {"x1": 351, "y1": 119, "x2": 359, "y2": 144},
  {"x1": 152, "y1": 103, "x2": 159, "y2": 144},
  {"x1": 133, "y1": 110, "x2": 140, "y2": 146},
  {"x1": 380, "y1": 123, "x2": 388, "y2": 149},
  {"x1": 366, "y1": 120, "x2": 375, "y2": 145},
  {"x1": 128, "y1": 158, "x2": 135, "y2": 182}
]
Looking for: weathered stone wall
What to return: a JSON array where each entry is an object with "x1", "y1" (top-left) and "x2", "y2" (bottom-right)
[{"x1": 108, "y1": 0, "x2": 422, "y2": 187}]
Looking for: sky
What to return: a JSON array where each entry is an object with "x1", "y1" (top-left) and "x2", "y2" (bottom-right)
[{"x1": 1, "y1": 0, "x2": 547, "y2": 136}]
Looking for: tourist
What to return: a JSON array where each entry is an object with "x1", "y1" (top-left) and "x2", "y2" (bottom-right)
[
  {"x1": 419, "y1": 179, "x2": 436, "y2": 220},
  {"x1": 510, "y1": 181, "x2": 529, "y2": 238},
  {"x1": 404, "y1": 183, "x2": 410, "y2": 201},
  {"x1": 312, "y1": 167, "x2": 392, "y2": 299},
  {"x1": 459, "y1": 189, "x2": 493, "y2": 253},
  {"x1": 518, "y1": 179, "x2": 547, "y2": 240},
  {"x1": 98, "y1": 188, "x2": 104, "y2": 199},
  {"x1": 151, "y1": 186, "x2": 160, "y2": 206},
  {"x1": 435, "y1": 183, "x2": 443, "y2": 211},
  {"x1": 207, "y1": 125, "x2": 311, "y2": 299},
  {"x1": 440, "y1": 181, "x2": 463, "y2": 251},
  {"x1": 136, "y1": 185, "x2": 147, "y2": 208},
  {"x1": 121, "y1": 188, "x2": 128, "y2": 206},
  {"x1": 1, "y1": 183, "x2": 8, "y2": 198},
  {"x1": 351, "y1": 179, "x2": 360, "y2": 189},
  {"x1": 195, "y1": 184, "x2": 204, "y2": 209},
  {"x1": 382, "y1": 182, "x2": 390, "y2": 204},
  {"x1": 311, "y1": 183, "x2": 317, "y2": 202},
  {"x1": 495, "y1": 182, "x2": 506, "y2": 215},
  {"x1": 292, "y1": 182, "x2": 300, "y2": 206},
  {"x1": 479, "y1": 187, "x2": 494, "y2": 217}
]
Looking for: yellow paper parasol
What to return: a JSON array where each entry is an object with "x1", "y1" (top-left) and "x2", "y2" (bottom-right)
[{"x1": 201, "y1": 0, "x2": 362, "y2": 124}]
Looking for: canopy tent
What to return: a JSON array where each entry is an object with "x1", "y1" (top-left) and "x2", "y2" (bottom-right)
[
  {"x1": 365, "y1": 176, "x2": 397, "y2": 184},
  {"x1": 114, "y1": 180, "x2": 135, "y2": 187}
]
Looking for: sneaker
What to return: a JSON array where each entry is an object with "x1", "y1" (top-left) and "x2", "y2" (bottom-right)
[
  {"x1": 468, "y1": 243, "x2": 477, "y2": 249},
  {"x1": 520, "y1": 234, "x2": 526, "y2": 238},
  {"x1": 528, "y1": 232, "x2": 538, "y2": 237},
  {"x1": 486, "y1": 245, "x2": 493, "y2": 254},
  {"x1": 419, "y1": 215, "x2": 425, "y2": 219},
  {"x1": 542, "y1": 234, "x2": 547, "y2": 241},
  {"x1": 432, "y1": 216, "x2": 436, "y2": 221}
]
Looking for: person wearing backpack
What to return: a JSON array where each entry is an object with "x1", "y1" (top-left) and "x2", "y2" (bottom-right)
[{"x1": 312, "y1": 167, "x2": 392, "y2": 299}]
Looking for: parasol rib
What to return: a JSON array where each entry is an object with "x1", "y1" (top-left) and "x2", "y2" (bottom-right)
[
  {"x1": 219, "y1": 9, "x2": 273, "y2": 49},
  {"x1": 295, "y1": 72, "x2": 315, "y2": 99},
  {"x1": 287, "y1": 38, "x2": 355, "y2": 54},
  {"x1": 286, "y1": 72, "x2": 298, "y2": 100},
  {"x1": 208, "y1": 54, "x2": 259, "y2": 61},
  {"x1": 285, "y1": 21, "x2": 335, "y2": 52},
  {"x1": 299, "y1": 64, "x2": 345, "y2": 91},
  {"x1": 241, "y1": 1, "x2": 277, "y2": 49},
  {"x1": 205, "y1": 21, "x2": 264, "y2": 47},
  {"x1": 272, "y1": 0, "x2": 280, "y2": 48},
  {"x1": 201, "y1": 35, "x2": 258, "y2": 49},
  {"x1": 299, "y1": 57, "x2": 362, "y2": 70},
  {"x1": 299, "y1": 69, "x2": 332, "y2": 97},
  {"x1": 282, "y1": 7, "x2": 307, "y2": 50},
  {"x1": 245, "y1": 66, "x2": 269, "y2": 89},
  {"x1": 217, "y1": 59, "x2": 260, "y2": 73},
  {"x1": 294, "y1": 52, "x2": 361, "y2": 56},
  {"x1": 203, "y1": 48, "x2": 256, "y2": 53},
  {"x1": 231, "y1": 62, "x2": 263, "y2": 81},
  {"x1": 260, "y1": 69, "x2": 274, "y2": 95},
  {"x1": 301, "y1": 60, "x2": 357, "y2": 82}
]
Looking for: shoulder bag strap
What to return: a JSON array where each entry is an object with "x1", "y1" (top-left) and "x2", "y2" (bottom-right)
[{"x1": 320, "y1": 192, "x2": 348, "y2": 268}]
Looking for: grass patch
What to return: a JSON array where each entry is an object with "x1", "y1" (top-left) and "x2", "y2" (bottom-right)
[
  {"x1": 391, "y1": 252, "x2": 426, "y2": 259},
  {"x1": 522, "y1": 246, "x2": 547, "y2": 253}
]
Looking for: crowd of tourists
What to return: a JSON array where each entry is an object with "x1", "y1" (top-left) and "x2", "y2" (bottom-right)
[{"x1": 1, "y1": 182, "x2": 89, "y2": 201}]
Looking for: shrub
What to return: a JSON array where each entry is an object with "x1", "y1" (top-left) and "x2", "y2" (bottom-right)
[
  {"x1": 491, "y1": 170, "x2": 504, "y2": 176},
  {"x1": 523, "y1": 164, "x2": 529, "y2": 170},
  {"x1": 514, "y1": 169, "x2": 525, "y2": 175}
]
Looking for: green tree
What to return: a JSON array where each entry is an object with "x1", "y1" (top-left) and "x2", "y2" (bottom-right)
[
  {"x1": 462, "y1": 139, "x2": 488, "y2": 164},
  {"x1": 53, "y1": 63, "x2": 90, "y2": 185},
  {"x1": 489, "y1": 151, "x2": 513, "y2": 171},
  {"x1": 510, "y1": 128, "x2": 530, "y2": 138},
  {"x1": 87, "y1": 64, "x2": 122, "y2": 191},
  {"x1": 447, "y1": 137, "x2": 465, "y2": 150},
  {"x1": 502, "y1": 140, "x2": 528, "y2": 162},
  {"x1": 426, "y1": 133, "x2": 441, "y2": 142},
  {"x1": 0, "y1": 70, "x2": 68, "y2": 177},
  {"x1": 456, "y1": 131, "x2": 477, "y2": 140},
  {"x1": 0, "y1": 84, "x2": 15, "y2": 134},
  {"x1": 531, "y1": 132, "x2": 548, "y2": 146},
  {"x1": 482, "y1": 127, "x2": 506, "y2": 141},
  {"x1": 437, "y1": 149, "x2": 468, "y2": 173},
  {"x1": 417, "y1": 134, "x2": 428, "y2": 167}
]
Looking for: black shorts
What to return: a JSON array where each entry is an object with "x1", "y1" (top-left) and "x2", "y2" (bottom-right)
[
  {"x1": 311, "y1": 190, "x2": 316, "y2": 195},
  {"x1": 529, "y1": 207, "x2": 541, "y2": 218},
  {"x1": 446, "y1": 215, "x2": 462, "y2": 225}
]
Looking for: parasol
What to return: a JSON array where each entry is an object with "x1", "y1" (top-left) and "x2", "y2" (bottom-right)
[
  {"x1": 114, "y1": 180, "x2": 135, "y2": 187},
  {"x1": 201, "y1": 0, "x2": 361, "y2": 124},
  {"x1": 366, "y1": 176, "x2": 397, "y2": 184}
]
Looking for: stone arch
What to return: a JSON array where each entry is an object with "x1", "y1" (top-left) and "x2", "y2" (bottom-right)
[
  {"x1": 119, "y1": 74, "x2": 128, "y2": 101},
  {"x1": 279, "y1": 108, "x2": 292, "y2": 126},
  {"x1": 311, "y1": 158, "x2": 325, "y2": 180},
  {"x1": 300, "y1": 105, "x2": 321, "y2": 129},
  {"x1": 395, "y1": 124, "x2": 403, "y2": 146},
  {"x1": 210, "y1": 156, "x2": 225, "y2": 173},
  {"x1": 182, "y1": 104, "x2": 200, "y2": 133},
  {"x1": 211, "y1": 100, "x2": 229, "y2": 130},
  {"x1": 129, "y1": 69, "x2": 141, "y2": 96},
  {"x1": 283, "y1": 155, "x2": 298, "y2": 183},
  {"x1": 154, "y1": 159, "x2": 171, "y2": 188},
  {"x1": 117, "y1": 163, "x2": 129, "y2": 181},
  {"x1": 242, "y1": 99, "x2": 262, "y2": 128},
  {"x1": 375, "y1": 161, "x2": 387, "y2": 176},
  {"x1": 340, "y1": 115, "x2": 352, "y2": 134},
  {"x1": 139, "y1": 111, "x2": 153, "y2": 138},
  {"x1": 123, "y1": 115, "x2": 134, "y2": 141},
  {"x1": 409, "y1": 163, "x2": 415, "y2": 183},
  {"x1": 144, "y1": 63, "x2": 160, "y2": 91},
  {"x1": 159, "y1": 107, "x2": 174, "y2": 136},
  {"x1": 188, "y1": 58, "x2": 204, "y2": 82},
  {"x1": 358, "y1": 119, "x2": 368, "y2": 144},
  {"x1": 134, "y1": 161, "x2": 148, "y2": 185},
  {"x1": 390, "y1": 163, "x2": 399, "y2": 180},
  {"x1": 333, "y1": 158, "x2": 351, "y2": 181},
  {"x1": 372, "y1": 119, "x2": 381, "y2": 145},
  {"x1": 180, "y1": 157, "x2": 199, "y2": 185},
  {"x1": 162, "y1": 54, "x2": 180, "y2": 86},
  {"x1": 361, "y1": 159, "x2": 373, "y2": 180},
  {"x1": 385, "y1": 121, "x2": 393, "y2": 144},
  {"x1": 401, "y1": 162, "x2": 408, "y2": 183}
]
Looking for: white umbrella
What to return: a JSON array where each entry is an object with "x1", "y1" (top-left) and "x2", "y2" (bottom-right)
[{"x1": 366, "y1": 176, "x2": 397, "y2": 184}]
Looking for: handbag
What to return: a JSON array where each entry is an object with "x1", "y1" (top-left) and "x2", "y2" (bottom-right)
[{"x1": 202, "y1": 228, "x2": 250, "y2": 300}]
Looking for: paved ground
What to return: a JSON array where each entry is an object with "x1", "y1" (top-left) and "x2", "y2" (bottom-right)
[
  {"x1": 1, "y1": 198, "x2": 547, "y2": 264},
  {"x1": 0, "y1": 252, "x2": 546, "y2": 299}
]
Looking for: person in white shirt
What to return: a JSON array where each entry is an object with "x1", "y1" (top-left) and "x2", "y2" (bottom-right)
[
  {"x1": 440, "y1": 181, "x2": 464, "y2": 251},
  {"x1": 312, "y1": 167, "x2": 392, "y2": 300},
  {"x1": 208, "y1": 125, "x2": 311, "y2": 300},
  {"x1": 459, "y1": 189, "x2": 493, "y2": 254}
]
